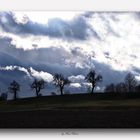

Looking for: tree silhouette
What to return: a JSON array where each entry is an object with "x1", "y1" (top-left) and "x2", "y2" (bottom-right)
[
  {"x1": 53, "y1": 73, "x2": 71, "y2": 95},
  {"x1": 104, "y1": 83, "x2": 116, "y2": 93},
  {"x1": 1, "y1": 92, "x2": 8, "y2": 101},
  {"x1": 115, "y1": 82, "x2": 127, "y2": 93},
  {"x1": 85, "y1": 70, "x2": 102, "y2": 93},
  {"x1": 135, "y1": 84, "x2": 140, "y2": 92},
  {"x1": 31, "y1": 79, "x2": 45, "y2": 97},
  {"x1": 8, "y1": 80, "x2": 20, "y2": 100},
  {"x1": 124, "y1": 73, "x2": 137, "y2": 92}
]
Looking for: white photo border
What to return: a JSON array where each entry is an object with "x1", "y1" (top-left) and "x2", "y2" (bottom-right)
[
  {"x1": 0, "y1": 0, "x2": 140, "y2": 11},
  {"x1": 0, "y1": 0, "x2": 140, "y2": 139}
]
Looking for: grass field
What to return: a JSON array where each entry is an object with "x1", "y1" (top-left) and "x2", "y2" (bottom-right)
[
  {"x1": 1, "y1": 93, "x2": 140, "y2": 111},
  {"x1": 0, "y1": 93, "x2": 140, "y2": 128}
]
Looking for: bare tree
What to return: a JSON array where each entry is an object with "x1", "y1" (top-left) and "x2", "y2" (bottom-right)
[
  {"x1": 124, "y1": 73, "x2": 137, "y2": 92},
  {"x1": 85, "y1": 70, "x2": 102, "y2": 93},
  {"x1": 53, "y1": 73, "x2": 71, "y2": 95},
  {"x1": 116, "y1": 82, "x2": 127, "y2": 93},
  {"x1": 9, "y1": 80, "x2": 20, "y2": 100},
  {"x1": 104, "y1": 83, "x2": 116, "y2": 93},
  {"x1": 135, "y1": 84, "x2": 140, "y2": 92},
  {"x1": 1, "y1": 92, "x2": 8, "y2": 101},
  {"x1": 31, "y1": 79, "x2": 45, "y2": 97}
]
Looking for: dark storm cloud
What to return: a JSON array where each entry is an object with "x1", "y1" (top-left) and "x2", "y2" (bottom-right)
[
  {"x1": 0, "y1": 37, "x2": 87, "y2": 77},
  {"x1": 0, "y1": 12, "x2": 100, "y2": 40},
  {"x1": 0, "y1": 36, "x2": 129, "y2": 86},
  {"x1": 91, "y1": 60, "x2": 127, "y2": 86}
]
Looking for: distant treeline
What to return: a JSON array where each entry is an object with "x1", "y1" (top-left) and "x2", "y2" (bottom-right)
[
  {"x1": 105, "y1": 73, "x2": 140, "y2": 93},
  {"x1": 0, "y1": 69, "x2": 140, "y2": 101}
]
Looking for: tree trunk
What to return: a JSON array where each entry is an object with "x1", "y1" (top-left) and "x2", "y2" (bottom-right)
[
  {"x1": 36, "y1": 88, "x2": 39, "y2": 97},
  {"x1": 14, "y1": 91, "x2": 17, "y2": 100},
  {"x1": 91, "y1": 87, "x2": 94, "y2": 94},
  {"x1": 91, "y1": 83, "x2": 95, "y2": 94},
  {"x1": 91, "y1": 85, "x2": 95, "y2": 94},
  {"x1": 60, "y1": 88, "x2": 63, "y2": 95}
]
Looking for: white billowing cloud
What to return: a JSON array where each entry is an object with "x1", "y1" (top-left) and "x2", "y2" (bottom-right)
[
  {"x1": 68, "y1": 75, "x2": 85, "y2": 83},
  {"x1": 70, "y1": 83, "x2": 81, "y2": 88},
  {"x1": 0, "y1": 66, "x2": 53, "y2": 83},
  {"x1": 95, "y1": 86, "x2": 101, "y2": 92},
  {"x1": 135, "y1": 75, "x2": 140, "y2": 81},
  {"x1": 0, "y1": 65, "x2": 14, "y2": 70},
  {"x1": 86, "y1": 13, "x2": 140, "y2": 72},
  {"x1": 29, "y1": 67, "x2": 53, "y2": 82},
  {"x1": 0, "y1": 66, "x2": 30, "y2": 76}
]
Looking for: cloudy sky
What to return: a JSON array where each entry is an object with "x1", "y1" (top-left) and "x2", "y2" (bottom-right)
[{"x1": 0, "y1": 11, "x2": 140, "y2": 98}]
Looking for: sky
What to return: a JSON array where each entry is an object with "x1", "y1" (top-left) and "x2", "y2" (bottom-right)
[{"x1": 0, "y1": 11, "x2": 140, "y2": 99}]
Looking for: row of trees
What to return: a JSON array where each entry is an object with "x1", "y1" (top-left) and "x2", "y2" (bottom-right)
[
  {"x1": 6, "y1": 70, "x2": 102, "y2": 100},
  {"x1": 8, "y1": 73, "x2": 71, "y2": 100},
  {"x1": 105, "y1": 73, "x2": 140, "y2": 93},
  {"x1": 1, "y1": 69, "x2": 139, "y2": 100}
]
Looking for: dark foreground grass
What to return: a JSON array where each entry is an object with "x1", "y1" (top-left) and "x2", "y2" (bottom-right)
[
  {"x1": 0, "y1": 93, "x2": 140, "y2": 128},
  {"x1": 1, "y1": 109, "x2": 140, "y2": 128}
]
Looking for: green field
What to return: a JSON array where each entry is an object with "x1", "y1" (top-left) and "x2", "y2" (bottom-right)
[
  {"x1": 0, "y1": 93, "x2": 140, "y2": 128},
  {"x1": 1, "y1": 93, "x2": 140, "y2": 112}
]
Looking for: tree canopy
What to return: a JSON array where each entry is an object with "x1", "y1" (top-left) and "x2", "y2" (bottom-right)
[
  {"x1": 85, "y1": 69, "x2": 102, "y2": 93},
  {"x1": 53, "y1": 73, "x2": 71, "y2": 95}
]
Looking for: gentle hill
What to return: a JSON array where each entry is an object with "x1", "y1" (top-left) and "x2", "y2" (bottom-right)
[
  {"x1": 0, "y1": 92, "x2": 140, "y2": 112},
  {"x1": 0, "y1": 93, "x2": 140, "y2": 128}
]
